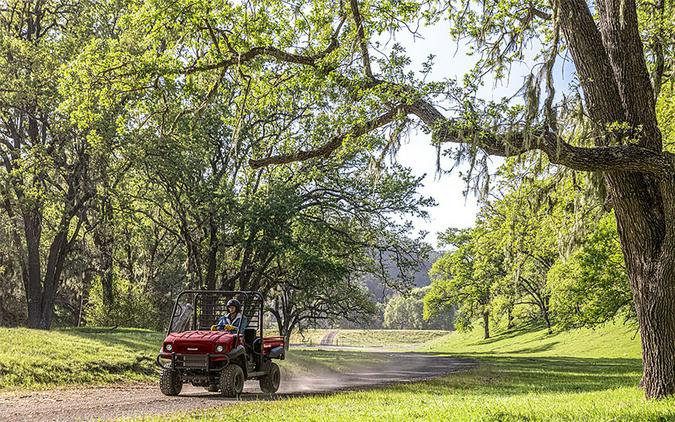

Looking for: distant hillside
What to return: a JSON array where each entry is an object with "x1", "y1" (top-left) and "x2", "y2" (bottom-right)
[{"x1": 362, "y1": 250, "x2": 442, "y2": 302}]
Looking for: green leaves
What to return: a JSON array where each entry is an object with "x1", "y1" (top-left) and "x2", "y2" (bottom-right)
[
  {"x1": 425, "y1": 226, "x2": 497, "y2": 333},
  {"x1": 548, "y1": 212, "x2": 632, "y2": 329}
]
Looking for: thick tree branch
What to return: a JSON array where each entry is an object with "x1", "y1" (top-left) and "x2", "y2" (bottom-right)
[
  {"x1": 250, "y1": 98, "x2": 675, "y2": 176},
  {"x1": 249, "y1": 105, "x2": 405, "y2": 167},
  {"x1": 649, "y1": 0, "x2": 666, "y2": 102},
  {"x1": 596, "y1": 0, "x2": 660, "y2": 148}
]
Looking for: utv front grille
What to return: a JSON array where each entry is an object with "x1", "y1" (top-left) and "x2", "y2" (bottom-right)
[{"x1": 176, "y1": 354, "x2": 208, "y2": 368}]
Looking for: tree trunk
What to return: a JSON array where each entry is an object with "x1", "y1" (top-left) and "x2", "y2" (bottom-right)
[
  {"x1": 101, "y1": 259, "x2": 114, "y2": 307},
  {"x1": 22, "y1": 194, "x2": 81, "y2": 330},
  {"x1": 631, "y1": 261, "x2": 675, "y2": 399},
  {"x1": 557, "y1": 0, "x2": 674, "y2": 399},
  {"x1": 608, "y1": 174, "x2": 675, "y2": 398},
  {"x1": 40, "y1": 227, "x2": 69, "y2": 329},
  {"x1": 283, "y1": 318, "x2": 298, "y2": 351},
  {"x1": 93, "y1": 196, "x2": 115, "y2": 307},
  {"x1": 273, "y1": 310, "x2": 283, "y2": 336},
  {"x1": 200, "y1": 216, "x2": 218, "y2": 328},
  {"x1": 482, "y1": 311, "x2": 490, "y2": 339},
  {"x1": 23, "y1": 210, "x2": 43, "y2": 329},
  {"x1": 542, "y1": 306, "x2": 552, "y2": 335},
  {"x1": 205, "y1": 216, "x2": 218, "y2": 290},
  {"x1": 283, "y1": 328, "x2": 292, "y2": 351}
]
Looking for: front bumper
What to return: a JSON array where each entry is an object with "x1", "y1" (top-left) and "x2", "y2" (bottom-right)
[{"x1": 156, "y1": 352, "x2": 228, "y2": 371}]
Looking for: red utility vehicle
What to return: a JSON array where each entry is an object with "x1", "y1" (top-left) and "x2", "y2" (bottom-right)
[{"x1": 157, "y1": 290, "x2": 285, "y2": 396}]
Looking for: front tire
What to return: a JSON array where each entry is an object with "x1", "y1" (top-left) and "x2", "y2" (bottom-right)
[
  {"x1": 160, "y1": 368, "x2": 182, "y2": 396},
  {"x1": 259, "y1": 362, "x2": 281, "y2": 394},
  {"x1": 220, "y1": 364, "x2": 244, "y2": 397}
]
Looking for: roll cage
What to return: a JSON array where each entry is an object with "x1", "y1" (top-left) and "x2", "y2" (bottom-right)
[{"x1": 167, "y1": 290, "x2": 265, "y2": 340}]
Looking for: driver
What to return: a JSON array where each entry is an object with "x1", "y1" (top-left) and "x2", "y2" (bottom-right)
[{"x1": 211, "y1": 299, "x2": 247, "y2": 333}]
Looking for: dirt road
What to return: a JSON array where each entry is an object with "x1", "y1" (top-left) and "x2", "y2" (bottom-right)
[{"x1": 0, "y1": 351, "x2": 475, "y2": 422}]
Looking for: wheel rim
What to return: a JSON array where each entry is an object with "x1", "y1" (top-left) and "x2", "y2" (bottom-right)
[
  {"x1": 235, "y1": 370, "x2": 244, "y2": 392},
  {"x1": 272, "y1": 369, "x2": 280, "y2": 388}
]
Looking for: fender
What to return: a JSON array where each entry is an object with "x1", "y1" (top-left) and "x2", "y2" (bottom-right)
[
  {"x1": 268, "y1": 346, "x2": 285, "y2": 359},
  {"x1": 226, "y1": 345, "x2": 246, "y2": 362}
]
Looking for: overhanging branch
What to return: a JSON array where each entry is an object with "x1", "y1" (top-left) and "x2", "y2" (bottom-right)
[
  {"x1": 249, "y1": 105, "x2": 405, "y2": 168},
  {"x1": 249, "y1": 98, "x2": 675, "y2": 176}
]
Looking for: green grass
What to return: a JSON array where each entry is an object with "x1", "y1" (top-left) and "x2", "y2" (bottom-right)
[
  {"x1": 291, "y1": 328, "x2": 451, "y2": 347},
  {"x1": 5, "y1": 323, "x2": 673, "y2": 420},
  {"x1": 142, "y1": 322, "x2": 675, "y2": 421},
  {"x1": 421, "y1": 321, "x2": 642, "y2": 358},
  {"x1": 0, "y1": 327, "x2": 164, "y2": 390}
]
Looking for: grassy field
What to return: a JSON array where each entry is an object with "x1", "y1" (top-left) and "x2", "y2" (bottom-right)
[
  {"x1": 145, "y1": 322, "x2": 675, "y2": 421},
  {"x1": 421, "y1": 321, "x2": 642, "y2": 357},
  {"x1": 5, "y1": 323, "x2": 675, "y2": 421},
  {"x1": 290, "y1": 328, "x2": 450, "y2": 347},
  {"x1": 0, "y1": 327, "x2": 164, "y2": 390}
]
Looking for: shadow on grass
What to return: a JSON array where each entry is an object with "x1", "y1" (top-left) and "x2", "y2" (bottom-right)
[
  {"x1": 420, "y1": 353, "x2": 643, "y2": 396},
  {"x1": 508, "y1": 341, "x2": 560, "y2": 354},
  {"x1": 467, "y1": 323, "x2": 544, "y2": 346},
  {"x1": 177, "y1": 354, "x2": 644, "y2": 405}
]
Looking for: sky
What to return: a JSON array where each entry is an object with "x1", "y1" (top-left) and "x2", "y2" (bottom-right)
[{"x1": 387, "y1": 21, "x2": 535, "y2": 248}]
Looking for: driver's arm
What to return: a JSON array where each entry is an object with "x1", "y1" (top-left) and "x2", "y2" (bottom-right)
[{"x1": 212, "y1": 315, "x2": 227, "y2": 331}]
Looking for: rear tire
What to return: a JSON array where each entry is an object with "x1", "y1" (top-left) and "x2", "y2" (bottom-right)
[
  {"x1": 259, "y1": 362, "x2": 281, "y2": 394},
  {"x1": 220, "y1": 364, "x2": 244, "y2": 397},
  {"x1": 160, "y1": 368, "x2": 182, "y2": 396}
]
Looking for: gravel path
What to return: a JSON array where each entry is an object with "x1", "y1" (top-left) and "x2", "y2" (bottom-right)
[{"x1": 0, "y1": 351, "x2": 476, "y2": 422}]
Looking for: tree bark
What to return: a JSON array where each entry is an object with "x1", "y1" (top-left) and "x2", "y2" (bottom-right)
[
  {"x1": 23, "y1": 211, "x2": 76, "y2": 329},
  {"x1": 40, "y1": 229, "x2": 68, "y2": 329},
  {"x1": 482, "y1": 311, "x2": 490, "y2": 340},
  {"x1": 542, "y1": 304, "x2": 553, "y2": 335},
  {"x1": 283, "y1": 322, "x2": 294, "y2": 351},
  {"x1": 557, "y1": 0, "x2": 675, "y2": 398},
  {"x1": 205, "y1": 215, "x2": 218, "y2": 290},
  {"x1": 607, "y1": 175, "x2": 675, "y2": 398},
  {"x1": 93, "y1": 195, "x2": 115, "y2": 307},
  {"x1": 630, "y1": 256, "x2": 675, "y2": 398},
  {"x1": 23, "y1": 209, "x2": 43, "y2": 329},
  {"x1": 507, "y1": 307, "x2": 514, "y2": 330}
]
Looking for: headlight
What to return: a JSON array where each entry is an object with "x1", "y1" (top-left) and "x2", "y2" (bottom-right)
[
  {"x1": 215, "y1": 345, "x2": 224, "y2": 353},
  {"x1": 165, "y1": 343, "x2": 173, "y2": 352}
]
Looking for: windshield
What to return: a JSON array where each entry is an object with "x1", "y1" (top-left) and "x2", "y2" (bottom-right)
[{"x1": 169, "y1": 301, "x2": 194, "y2": 333}]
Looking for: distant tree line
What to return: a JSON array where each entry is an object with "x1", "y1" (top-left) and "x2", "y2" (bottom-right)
[
  {"x1": 424, "y1": 162, "x2": 633, "y2": 339},
  {"x1": 384, "y1": 286, "x2": 454, "y2": 330}
]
